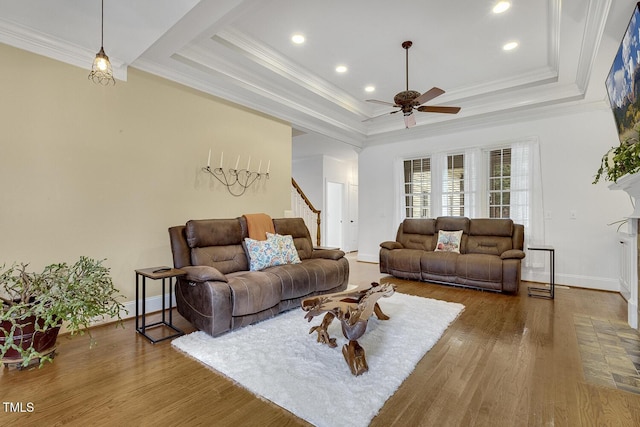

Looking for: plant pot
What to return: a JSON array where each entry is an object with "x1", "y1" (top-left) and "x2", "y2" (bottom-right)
[{"x1": 0, "y1": 316, "x2": 60, "y2": 366}]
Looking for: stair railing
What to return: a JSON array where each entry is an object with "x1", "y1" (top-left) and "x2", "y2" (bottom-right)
[{"x1": 291, "y1": 178, "x2": 321, "y2": 247}]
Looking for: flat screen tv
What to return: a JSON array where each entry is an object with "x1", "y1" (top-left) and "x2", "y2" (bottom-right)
[{"x1": 606, "y1": 2, "x2": 640, "y2": 144}]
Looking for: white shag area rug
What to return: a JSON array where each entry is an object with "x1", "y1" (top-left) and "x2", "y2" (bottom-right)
[{"x1": 172, "y1": 292, "x2": 464, "y2": 427}]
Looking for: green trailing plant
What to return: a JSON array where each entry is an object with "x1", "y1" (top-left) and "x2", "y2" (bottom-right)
[
  {"x1": 0, "y1": 257, "x2": 126, "y2": 367},
  {"x1": 593, "y1": 127, "x2": 640, "y2": 184}
]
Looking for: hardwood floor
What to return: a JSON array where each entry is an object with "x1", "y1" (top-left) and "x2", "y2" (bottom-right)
[{"x1": 2, "y1": 256, "x2": 640, "y2": 426}]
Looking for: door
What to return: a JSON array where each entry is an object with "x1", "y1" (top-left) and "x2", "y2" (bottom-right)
[
  {"x1": 326, "y1": 181, "x2": 343, "y2": 249},
  {"x1": 347, "y1": 184, "x2": 358, "y2": 252}
]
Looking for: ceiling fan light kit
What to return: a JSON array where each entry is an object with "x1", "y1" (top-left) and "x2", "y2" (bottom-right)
[{"x1": 365, "y1": 40, "x2": 460, "y2": 128}]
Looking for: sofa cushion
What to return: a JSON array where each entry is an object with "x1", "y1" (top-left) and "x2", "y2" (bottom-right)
[
  {"x1": 266, "y1": 257, "x2": 349, "y2": 299},
  {"x1": 302, "y1": 258, "x2": 349, "y2": 292},
  {"x1": 398, "y1": 219, "x2": 436, "y2": 250},
  {"x1": 311, "y1": 249, "x2": 345, "y2": 260},
  {"x1": 420, "y1": 251, "x2": 458, "y2": 277},
  {"x1": 272, "y1": 218, "x2": 314, "y2": 259},
  {"x1": 469, "y1": 218, "x2": 513, "y2": 236},
  {"x1": 387, "y1": 249, "x2": 424, "y2": 280},
  {"x1": 403, "y1": 218, "x2": 436, "y2": 235},
  {"x1": 467, "y1": 218, "x2": 514, "y2": 255},
  {"x1": 185, "y1": 219, "x2": 244, "y2": 248},
  {"x1": 434, "y1": 230, "x2": 463, "y2": 253},
  {"x1": 226, "y1": 272, "x2": 282, "y2": 316},
  {"x1": 191, "y1": 245, "x2": 248, "y2": 274},
  {"x1": 466, "y1": 236, "x2": 513, "y2": 256},
  {"x1": 456, "y1": 254, "x2": 503, "y2": 284},
  {"x1": 436, "y1": 216, "x2": 470, "y2": 234}
]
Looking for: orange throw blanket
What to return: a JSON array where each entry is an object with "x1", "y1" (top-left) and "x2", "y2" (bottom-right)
[{"x1": 243, "y1": 213, "x2": 275, "y2": 241}]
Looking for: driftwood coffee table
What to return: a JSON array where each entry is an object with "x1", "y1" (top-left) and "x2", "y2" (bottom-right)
[{"x1": 301, "y1": 282, "x2": 395, "y2": 376}]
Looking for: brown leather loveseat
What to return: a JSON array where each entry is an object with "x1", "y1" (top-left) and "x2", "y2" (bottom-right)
[
  {"x1": 379, "y1": 216, "x2": 525, "y2": 293},
  {"x1": 169, "y1": 217, "x2": 349, "y2": 336}
]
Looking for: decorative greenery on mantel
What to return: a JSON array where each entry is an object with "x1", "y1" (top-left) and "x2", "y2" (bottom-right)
[{"x1": 593, "y1": 128, "x2": 640, "y2": 184}]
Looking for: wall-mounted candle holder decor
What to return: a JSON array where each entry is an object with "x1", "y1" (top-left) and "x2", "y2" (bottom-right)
[{"x1": 202, "y1": 149, "x2": 270, "y2": 197}]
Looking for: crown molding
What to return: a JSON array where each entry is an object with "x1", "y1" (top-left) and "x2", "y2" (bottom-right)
[
  {"x1": 575, "y1": 0, "x2": 614, "y2": 92},
  {"x1": 213, "y1": 27, "x2": 371, "y2": 117},
  {"x1": 0, "y1": 17, "x2": 127, "y2": 81},
  {"x1": 133, "y1": 56, "x2": 366, "y2": 149}
]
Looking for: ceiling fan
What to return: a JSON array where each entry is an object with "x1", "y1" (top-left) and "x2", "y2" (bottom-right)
[{"x1": 365, "y1": 41, "x2": 461, "y2": 128}]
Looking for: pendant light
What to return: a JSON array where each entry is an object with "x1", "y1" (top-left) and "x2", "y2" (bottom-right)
[{"x1": 88, "y1": 0, "x2": 115, "y2": 85}]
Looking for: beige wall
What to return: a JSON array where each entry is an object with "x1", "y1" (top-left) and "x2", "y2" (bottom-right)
[{"x1": 0, "y1": 43, "x2": 292, "y2": 304}]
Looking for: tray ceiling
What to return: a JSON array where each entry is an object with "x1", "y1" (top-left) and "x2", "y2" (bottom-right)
[{"x1": 0, "y1": 0, "x2": 631, "y2": 150}]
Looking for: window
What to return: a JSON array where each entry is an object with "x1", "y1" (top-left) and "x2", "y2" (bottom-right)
[
  {"x1": 398, "y1": 140, "x2": 543, "y2": 268},
  {"x1": 443, "y1": 154, "x2": 465, "y2": 216},
  {"x1": 400, "y1": 142, "x2": 538, "y2": 229},
  {"x1": 403, "y1": 158, "x2": 431, "y2": 218},
  {"x1": 488, "y1": 148, "x2": 511, "y2": 218}
]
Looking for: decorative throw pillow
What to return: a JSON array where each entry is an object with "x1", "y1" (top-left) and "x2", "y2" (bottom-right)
[
  {"x1": 266, "y1": 232, "x2": 302, "y2": 264},
  {"x1": 434, "y1": 230, "x2": 463, "y2": 253},
  {"x1": 244, "y1": 237, "x2": 287, "y2": 271}
]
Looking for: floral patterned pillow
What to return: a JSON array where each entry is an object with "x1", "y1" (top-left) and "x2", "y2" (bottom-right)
[
  {"x1": 244, "y1": 237, "x2": 287, "y2": 271},
  {"x1": 434, "y1": 230, "x2": 463, "y2": 253},
  {"x1": 266, "y1": 233, "x2": 302, "y2": 264},
  {"x1": 244, "y1": 234, "x2": 302, "y2": 271}
]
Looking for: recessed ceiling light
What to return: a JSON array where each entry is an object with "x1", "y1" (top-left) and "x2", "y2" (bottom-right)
[
  {"x1": 291, "y1": 34, "x2": 305, "y2": 44},
  {"x1": 503, "y1": 41, "x2": 518, "y2": 51},
  {"x1": 493, "y1": 1, "x2": 511, "y2": 14},
  {"x1": 335, "y1": 65, "x2": 347, "y2": 73},
  {"x1": 365, "y1": 85, "x2": 375, "y2": 93}
]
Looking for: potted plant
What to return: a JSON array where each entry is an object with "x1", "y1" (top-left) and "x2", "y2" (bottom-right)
[
  {"x1": 593, "y1": 126, "x2": 640, "y2": 184},
  {"x1": 0, "y1": 256, "x2": 126, "y2": 368}
]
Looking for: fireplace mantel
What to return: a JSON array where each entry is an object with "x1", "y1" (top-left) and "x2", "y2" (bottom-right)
[{"x1": 609, "y1": 172, "x2": 640, "y2": 218}]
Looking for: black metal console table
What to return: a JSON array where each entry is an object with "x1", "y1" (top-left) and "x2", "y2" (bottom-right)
[
  {"x1": 135, "y1": 267, "x2": 185, "y2": 343},
  {"x1": 527, "y1": 245, "x2": 555, "y2": 299}
]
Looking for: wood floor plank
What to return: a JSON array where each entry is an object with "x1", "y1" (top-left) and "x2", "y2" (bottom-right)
[{"x1": 2, "y1": 255, "x2": 640, "y2": 426}]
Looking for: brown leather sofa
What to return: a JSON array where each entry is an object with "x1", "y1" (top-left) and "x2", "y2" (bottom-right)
[
  {"x1": 379, "y1": 216, "x2": 525, "y2": 293},
  {"x1": 168, "y1": 217, "x2": 349, "y2": 336}
]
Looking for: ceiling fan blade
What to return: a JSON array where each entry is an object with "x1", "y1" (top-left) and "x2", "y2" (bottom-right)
[
  {"x1": 404, "y1": 113, "x2": 416, "y2": 128},
  {"x1": 366, "y1": 99, "x2": 396, "y2": 107},
  {"x1": 413, "y1": 87, "x2": 445, "y2": 106},
  {"x1": 362, "y1": 109, "x2": 401, "y2": 122},
  {"x1": 417, "y1": 105, "x2": 461, "y2": 114}
]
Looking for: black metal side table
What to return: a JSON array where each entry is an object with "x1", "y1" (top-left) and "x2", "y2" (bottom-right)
[
  {"x1": 135, "y1": 267, "x2": 186, "y2": 343},
  {"x1": 527, "y1": 246, "x2": 555, "y2": 299}
]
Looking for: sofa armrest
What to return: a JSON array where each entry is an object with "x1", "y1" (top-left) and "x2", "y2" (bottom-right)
[
  {"x1": 181, "y1": 265, "x2": 228, "y2": 283},
  {"x1": 311, "y1": 249, "x2": 345, "y2": 260},
  {"x1": 500, "y1": 249, "x2": 526, "y2": 260},
  {"x1": 380, "y1": 241, "x2": 403, "y2": 250}
]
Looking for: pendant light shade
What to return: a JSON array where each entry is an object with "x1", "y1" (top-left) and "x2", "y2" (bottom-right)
[{"x1": 88, "y1": 0, "x2": 115, "y2": 85}]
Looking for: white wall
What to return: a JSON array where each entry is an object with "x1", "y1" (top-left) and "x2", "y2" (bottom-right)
[{"x1": 358, "y1": 104, "x2": 630, "y2": 291}]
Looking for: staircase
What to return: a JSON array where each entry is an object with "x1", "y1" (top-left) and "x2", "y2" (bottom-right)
[{"x1": 291, "y1": 178, "x2": 321, "y2": 247}]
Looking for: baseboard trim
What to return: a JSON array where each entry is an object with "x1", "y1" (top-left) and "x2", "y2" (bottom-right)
[
  {"x1": 357, "y1": 253, "x2": 379, "y2": 263},
  {"x1": 522, "y1": 270, "x2": 619, "y2": 292},
  {"x1": 86, "y1": 294, "x2": 175, "y2": 329}
]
